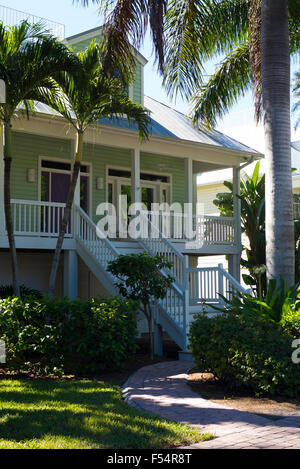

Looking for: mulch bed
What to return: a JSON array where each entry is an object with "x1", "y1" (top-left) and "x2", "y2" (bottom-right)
[{"x1": 188, "y1": 370, "x2": 300, "y2": 421}]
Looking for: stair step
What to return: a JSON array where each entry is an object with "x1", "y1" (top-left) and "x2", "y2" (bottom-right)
[{"x1": 111, "y1": 239, "x2": 144, "y2": 255}]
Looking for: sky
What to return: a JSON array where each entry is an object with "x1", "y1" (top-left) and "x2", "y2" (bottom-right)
[{"x1": 1, "y1": 0, "x2": 300, "y2": 154}]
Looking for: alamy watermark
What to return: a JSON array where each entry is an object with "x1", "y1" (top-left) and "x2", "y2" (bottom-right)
[
  {"x1": 0, "y1": 339, "x2": 6, "y2": 364},
  {"x1": 292, "y1": 339, "x2": 300, "y2": 364},
  {"x1": 0, "y1": 79, "x2": 6, "y2": 104},
  {"x1": 95, "y1": 198, "x2": 205, "y2": 250}
]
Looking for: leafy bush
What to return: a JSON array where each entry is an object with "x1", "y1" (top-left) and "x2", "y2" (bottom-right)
[
  {"x1": 280, "y1": 296, "x2": 300, "y2": 338},
  {"x1": 108, "y1": 253, "x2": 174, "y2": 359},
  {"x1": 189, "y1": 313, "x2": 300, "y2": 397},
  {"x1": 0, "y1": 296, "x2": 138, "y2": 374},
  {"x1": 0, "y1": 284, "x2": 42, "y2": 299}
]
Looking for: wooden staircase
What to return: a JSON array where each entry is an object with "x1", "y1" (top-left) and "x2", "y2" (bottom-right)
[{"x1": 73, "y1": 205, "x2": 249, "y2": 354}]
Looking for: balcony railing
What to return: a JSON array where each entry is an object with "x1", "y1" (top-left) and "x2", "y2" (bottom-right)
[
  {"x1": 144, "y1": 211, "x2": 236, "y2": 245},
  {"x1": 6, "y1": 200, "x2": 237, "y2": 247},
  {"x1": 10, "y1": 199, "x2": 72, "y2": 238},
  {"x1": 0, "y1": 4, "x2": 65, "y2": 40}
]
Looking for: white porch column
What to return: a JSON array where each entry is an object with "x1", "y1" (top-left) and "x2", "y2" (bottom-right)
[
  {"x1": 64, "y1": 250, "x2": 78, "y2": 300},
  {"x1": 0, "y1": 126, "x2": 4, "y2": 236},
  {"x1": 184, "y1": 158, "x2": 193, "y2": 206},
  {"x1": 229, "y1": 166, "x2": 241, "y2": 281},
  {"x1": 131, "y1": 149, "x2": 141, "y2": 204},
  {"x1": 184, "y1": 158, "x2": 194, "y2": 239}
]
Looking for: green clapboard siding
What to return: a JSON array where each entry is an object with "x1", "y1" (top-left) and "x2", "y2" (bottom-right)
[
  {"x1": 11, "y1": 131, "x2": 72, "y2": 200},
  {"x1": 133, "y1": 61, "x2": 142, "y2": 105},
  {"x1": 10, "y1": 132, "x2": 186, "y2": 225},
  {"x1": 140, "y1": 152, "x2": 185, "y2": 208},
  {"x1": 69, "y1": 33, "x2": 143, "y2": 105}
]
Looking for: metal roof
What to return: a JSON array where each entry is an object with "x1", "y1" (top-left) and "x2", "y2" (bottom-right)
[
  {"x1": 32, "y1": 98, "x2": 259, "y2": 154},
  {"x1": 144, "y1": 96, "x2": 259, "y2": 153}
]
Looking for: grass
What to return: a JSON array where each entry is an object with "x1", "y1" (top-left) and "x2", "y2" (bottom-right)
[{"x1": 0, "y1": 378, "x2": 212, "y2": 449}]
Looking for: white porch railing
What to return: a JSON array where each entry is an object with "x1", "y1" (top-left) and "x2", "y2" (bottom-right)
[
  {"x1": 188, "y1": 263, "x2": 250, "y2": 305},
  {"x1": 9, "y1": 199, "x2": 238, "y2": 250},
  {"x1": 144, "y1": 211, "x2": 236, "y2": 245},
  {"x1": 11, "y1": 199, "x2": 72, "y2": 238},
  {"x1": 139, "y1": 211, "x2": 187, "y2": 288},
  {"x1": 73, "y1": 205, "x2": 119, "y2": 271},
  {"x1": 194, "y1": 215, "x2": 235, "y2": 246}
]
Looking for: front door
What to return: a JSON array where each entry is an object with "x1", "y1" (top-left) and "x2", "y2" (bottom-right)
[{"x1": 40, "y1": 160, "x2": 90, "y2": 235}]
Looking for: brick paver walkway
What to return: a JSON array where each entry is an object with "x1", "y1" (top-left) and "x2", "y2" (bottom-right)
[{"x1": 123, "y1": 361, "x2": 300, "y2": 449}]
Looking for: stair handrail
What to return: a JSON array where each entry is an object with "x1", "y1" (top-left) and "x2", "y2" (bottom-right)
[
  {"x1": 73, "y1": 204, "x2": 120, "y2": 263},
  {"x1": 139, "y1": 210, "x2": 187, "y2": 289}
]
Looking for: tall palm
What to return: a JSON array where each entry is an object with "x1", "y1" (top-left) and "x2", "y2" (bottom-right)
[
  {"x1": 38, "y1": 42, "x2": 150, "y2": 296},
  {"x1": 76, "y1": 0, "x2": 299, "y2": 286},
  {"x1": 261, "y1": 1, "x2": 294, "y2": 287},
  {"x1": 0, "y1": 21, "x2": 79, "y2": 296}
]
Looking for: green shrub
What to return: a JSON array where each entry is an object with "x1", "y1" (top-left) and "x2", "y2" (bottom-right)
[
  {"x1": 0, "y1": 296, "x2": 138, "y2": 374},
  {"x1": 280, "y1": 297, "x2": 300, "y2": 338},
  {"x1": 189, "y1": 313, "x2": 300, "y2": 397},
  {"x1": 0, "y1": 284, "x2": 42, "y2": 299}
]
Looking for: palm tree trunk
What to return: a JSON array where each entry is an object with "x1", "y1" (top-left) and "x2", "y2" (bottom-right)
[
  {"x1": 3, "y1": 121, "x2": 20, "y2": 297},
  {"x1": 261, "y1": 0, "x2": 295, "y2": 286},
  {"x1": 48, "y1": 131, "x2": 83, "y2": 296}
]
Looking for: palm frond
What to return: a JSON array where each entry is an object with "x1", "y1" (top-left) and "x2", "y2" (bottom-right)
[
  {"x1": 75, "y1": 0, "x2": 167, "y2": 73},
  {"x1": 191, "y1": 42, "x2": 251, "y2": 129},
  {"x1": 164, "y1": 0, "x2": 249, "y2": 99}
]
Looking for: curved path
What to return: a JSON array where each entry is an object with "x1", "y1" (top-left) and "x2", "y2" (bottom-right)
[{"x1": 123, "y1": 361, "x2": 300, "y2": 449}]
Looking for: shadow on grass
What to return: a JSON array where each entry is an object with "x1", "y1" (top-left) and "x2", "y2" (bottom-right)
[{"x1": 0, "y1": 379, "x2": 202, "y2": 449}]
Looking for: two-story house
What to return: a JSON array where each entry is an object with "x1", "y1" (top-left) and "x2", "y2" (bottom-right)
[{"x1": 0, "y1": 10, "x2": 261, "y2": 358}]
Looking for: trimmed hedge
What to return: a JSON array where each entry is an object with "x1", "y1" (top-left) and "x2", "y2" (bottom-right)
[
  {"x1": 0, "y1": 296, "x2": 138, "y2": 374},
  {"x1": 189, "y1": 313, "x2": 300, "y2": 397}
]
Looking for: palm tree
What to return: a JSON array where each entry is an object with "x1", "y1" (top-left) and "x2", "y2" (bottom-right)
[
  {"x1": 75, "y1": 0, "x2": 299, "y2": 286},
  {"x1": 261, "y1": 1, "x2": 294, "y2": 287},
  {"x1": 0, "y1": 21, "x2": 79, "y2": 296},
  {"x1": 38, "y1": 42, "x2": 150, "y2": 296}
]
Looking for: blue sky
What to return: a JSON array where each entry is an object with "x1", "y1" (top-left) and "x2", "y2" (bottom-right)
[{"x1": 1, "y1": 0, "x2": 299, "y2": 152}]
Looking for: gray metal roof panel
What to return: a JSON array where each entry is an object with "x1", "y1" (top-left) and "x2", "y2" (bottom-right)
[{"x1": 31, "y1": 99, "x2": 258, "y2": 154}]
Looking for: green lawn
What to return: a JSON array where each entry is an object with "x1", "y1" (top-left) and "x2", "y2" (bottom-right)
[{"x1": 0, "y1": 379, "x2": 211, "y2": 449}]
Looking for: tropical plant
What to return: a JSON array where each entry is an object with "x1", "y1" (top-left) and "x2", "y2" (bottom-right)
[
  {"x1": 214, "y1": 162, "x2": 300, "y2": 291},
  {"x1": 37, "y1": 42, "x2": 150, "y2": 296},
  {"x1": 76, "y1": 0, "x2": 300, "y2": 288},
  {"x1": 214, "y1": 278, "x2": 299, "y2": 324},
  {"x1": 0, "y1": 21, "x2": 79, "y2": 296},
  {"x1": 107, "y1": 253, "x2": 174, "y2": 359},
  {"x1": 214, "y1": 161, "x2": 266, "y2": 295}
]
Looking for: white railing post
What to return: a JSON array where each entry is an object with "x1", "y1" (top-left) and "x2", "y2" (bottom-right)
[
  {"x1": 183, "y1": 255, "x2": 190, "y2": 351},
  {"x1": 218, "y1": 263, "x2": 224, "y2": 302}
]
